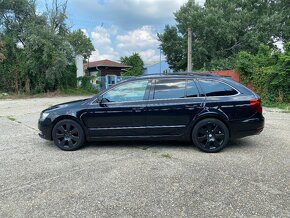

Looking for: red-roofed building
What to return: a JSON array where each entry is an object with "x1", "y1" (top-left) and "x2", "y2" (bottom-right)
[
  {"x1": 84, "y1": 59, "x2": 131, "y2": 89},
  {"x1": 84, "y1": 59, "x2": 131, "y2": 77}
]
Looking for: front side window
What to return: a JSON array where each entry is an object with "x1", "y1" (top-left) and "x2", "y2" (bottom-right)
[
  {"x1": 153, "y1": 79, "x2": 186, "y2": 100},
  {"x1": 102, "y1": 80, "x2": 149, "y2": 102},
  {"x1": 198, "y1": 79, "x2": 238, "y2": 96}
]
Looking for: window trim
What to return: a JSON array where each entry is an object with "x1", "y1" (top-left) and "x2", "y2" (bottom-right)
[
  {"x1": 197, "y1": 79, "x2": 240, "y2": 97},
  {"x1": 90, "y1": 77, "x2": 229, "y2": 105},
  {"x1": 91, "y1": 96, "x2": 205, "y2": 106}
]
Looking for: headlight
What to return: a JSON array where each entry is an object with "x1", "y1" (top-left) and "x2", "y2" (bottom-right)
[{"x1": 40, "y1": 112, "x2": 49, "y2": 121}]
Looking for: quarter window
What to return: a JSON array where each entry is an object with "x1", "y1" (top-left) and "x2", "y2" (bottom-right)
[
  {"x1": 199, "y1": 80, "x2": 238, "y2": 96},
  {"x1": 153, "y1": 79, "x2": 186, "y2": 100},
  {"x1": 102, "y1": 80, "x2": 149, "y2": 102},
  {"x1": 186, "y1": 80, "x2": 199, "y2": 97}
]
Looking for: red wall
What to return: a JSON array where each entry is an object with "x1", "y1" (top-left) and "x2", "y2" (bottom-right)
[
  {"x1": 211, "y1": 70, "x2": 256, "y2": 91},
  {"x1": 211, "y1": 70, "x2": 240, "y2": 82}
]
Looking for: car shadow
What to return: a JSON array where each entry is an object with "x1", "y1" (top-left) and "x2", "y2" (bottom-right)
[
  {"x1": 227, "y1": 138, "x2": 255, "y2": 150},
  {"x1": 44, "y1": 138, "x2": 254, "y2": 152},
  {"x1": 85, "y1": 138, "x2": 254, "y2": 152},
  {"x1": 85, "y1": 140, "x2": 194, "y2": 151}
]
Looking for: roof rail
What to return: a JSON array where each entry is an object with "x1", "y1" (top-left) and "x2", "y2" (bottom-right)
[{"x1": 166, "y1": 72, "x2": 220, "y2": 77}]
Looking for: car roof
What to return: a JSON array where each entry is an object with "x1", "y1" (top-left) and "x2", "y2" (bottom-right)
[{"x1": 96, "y1": 72, "x2": 256, "y2": 99}]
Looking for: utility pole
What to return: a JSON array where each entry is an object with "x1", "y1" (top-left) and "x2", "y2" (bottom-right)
[
  {"x1": 159, "y1": 47, "x2": 162, "y2": 74},
  {"x1": 187, "y1": 27, "x2": 192, "y2": 72}
]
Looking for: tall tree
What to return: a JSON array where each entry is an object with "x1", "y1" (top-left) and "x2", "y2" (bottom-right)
[
  {"x1": 0, "y1": 41, "x2": 5, "y2": 62},
  {"x1": 157, "y1": 25, "x2": 187, "y2": 71},
  {"x1": 120, "y1": 53, "x2": 144, "y2": 76},
  {"x1": 0, "y1": 0, "x2": 94, "y2": 93},
  {"x1": 45, "y1": 0, "x2": 69, "y2": 35},
  {"x1": 158, "y1": 0, "x2": 288, "y2": 71},
  {"x1": 68, "y1": 29, "x2": 94, "y2": 59},
  {"x1": 278, "y1": 0, "x2": 290, "y2": 42}
]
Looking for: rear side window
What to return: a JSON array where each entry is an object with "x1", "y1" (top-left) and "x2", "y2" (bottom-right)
[
  {"x1": 198, "y1": 80, "x2": 238, "y2": 96},
  {"x1": 153, "y1": 79, "x2": 186, "y2": 99}
]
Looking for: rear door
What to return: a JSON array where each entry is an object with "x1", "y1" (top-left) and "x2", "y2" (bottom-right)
[
  {"x1": 144, "y1": 78, "x2": 204, "y2": 136},
  {"x1": 197, "y1": 79, "x2": 245, "y2": 120}
]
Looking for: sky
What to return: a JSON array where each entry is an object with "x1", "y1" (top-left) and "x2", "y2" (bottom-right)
[{"x1": 36, "y1": 0, "x2": 205, "y2": 64}]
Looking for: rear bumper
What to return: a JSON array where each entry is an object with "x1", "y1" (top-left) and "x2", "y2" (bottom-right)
[{"x1": 229, "y1": 114, "x2": 264, "y2": 138}]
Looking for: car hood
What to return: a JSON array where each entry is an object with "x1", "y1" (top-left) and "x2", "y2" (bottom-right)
[{"x1": 44, "y1": 98, "x2": 89, "y2": 112}]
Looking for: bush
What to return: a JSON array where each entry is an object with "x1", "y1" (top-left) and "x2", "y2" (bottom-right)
[
  {"x1": 236, "y1": 43, "x2": 290, "y2": 103},
  {"x1": 77, "y1": 76, "x2": 95, "y2": 92}
]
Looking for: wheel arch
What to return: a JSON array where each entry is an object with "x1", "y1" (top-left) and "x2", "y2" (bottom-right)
[
  {"x1": 51, "y1": 115, "x2": 86, "y2": 140},
  {"x1": 188, "y1": 113, "x2": 231, "y2": 140}
]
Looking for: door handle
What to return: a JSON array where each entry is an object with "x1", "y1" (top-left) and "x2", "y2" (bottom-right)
[{"x1": 132, "y1": 107, "x2": 145, "y2": 112}]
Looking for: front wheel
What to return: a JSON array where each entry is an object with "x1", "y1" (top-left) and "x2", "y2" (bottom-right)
[
  {"x1": 192, "y1": 118, "x2": 229, "y2": 153},
  {"x1": 52, "y1": 119, "x2": 85, "y2": 151}
]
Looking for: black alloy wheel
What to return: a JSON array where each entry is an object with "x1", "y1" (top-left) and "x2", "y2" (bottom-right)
[
  {"x1": 52, "y1": 119, "x2": 85, "y2": 151},
  {"x1": 192, "y1": 118, "x2": 229, "y2": 153}
]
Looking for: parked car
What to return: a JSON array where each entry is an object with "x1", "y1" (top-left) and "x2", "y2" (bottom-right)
[{"x1": 38, "y1": 73, "x2": 264, "y2": 152}]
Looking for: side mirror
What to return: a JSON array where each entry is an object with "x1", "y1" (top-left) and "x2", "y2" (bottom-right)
[{"x1": 99, "y1": 97, "x2": 109, "y2": 107}]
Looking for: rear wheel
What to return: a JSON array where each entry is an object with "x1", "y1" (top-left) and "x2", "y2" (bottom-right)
[
  {"x1": 52, "y1": 119, "x2": 85, "y2": 151},
  {"x1": 192, "y1": 118, "x2": 229, "y2": 153}
]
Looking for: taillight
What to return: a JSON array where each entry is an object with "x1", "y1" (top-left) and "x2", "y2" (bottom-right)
[{"x1": 250, "y1": 99, "x2": 262, "y2": 113}]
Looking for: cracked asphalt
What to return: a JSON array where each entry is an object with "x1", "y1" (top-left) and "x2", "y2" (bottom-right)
[{"x1": 0, "y1": 96, "x2": 289, "y2": 217}]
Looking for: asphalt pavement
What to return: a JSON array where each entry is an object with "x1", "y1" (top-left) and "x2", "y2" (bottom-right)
[{"x1": 0, "y1": 96, "x2": 289, "y2": 217}]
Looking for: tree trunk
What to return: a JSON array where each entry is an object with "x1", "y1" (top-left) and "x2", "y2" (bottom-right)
[{"x1": 25, "y1": 77, "x2": 30, "y2": 94}]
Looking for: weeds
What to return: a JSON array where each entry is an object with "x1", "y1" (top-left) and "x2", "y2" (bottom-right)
[
  {"x1": 7, "y1": 116, "x2": 16, "y2": 121},
  {"x1": 161, "y1": 153, "x2": 172, "y2": 159}
]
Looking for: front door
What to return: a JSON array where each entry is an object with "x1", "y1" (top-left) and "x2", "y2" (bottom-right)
[
  {"x1": 82, "y1": 79, "x2": 151, "y2": 139},
  {"x1": 144, "y1": 78, "x2": 204, "y2": 136}
]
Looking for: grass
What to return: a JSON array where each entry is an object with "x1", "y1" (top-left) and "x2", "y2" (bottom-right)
[
  {"x1": 7, "y1": 116, "x2": 16, "y2": 121},
  {"x1": 0, "y1": 88, "x2": 97, "y2": 100},
  {"x1": 161, "y1": 153, "x2": 172, "y2": 159},
  {"x1": 59, "y1": 88, "x2": 97, "y2": 96},
  {"x1": 263, "y1": 101, "x2": 290, "y2": 112}
]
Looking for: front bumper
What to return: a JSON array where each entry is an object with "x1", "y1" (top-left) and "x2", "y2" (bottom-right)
[{"x1": 38, "y1": 119, "x2": 53, "y2": 140}]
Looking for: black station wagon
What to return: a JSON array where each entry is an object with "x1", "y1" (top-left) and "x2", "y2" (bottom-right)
[{"x1": 38, "y1": 73, "x2": 264, "y2": 152}]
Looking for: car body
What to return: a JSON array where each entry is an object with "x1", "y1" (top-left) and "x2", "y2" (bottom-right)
[{"x1": 38, "y1": 73, "x2": 264, "y2": 152}]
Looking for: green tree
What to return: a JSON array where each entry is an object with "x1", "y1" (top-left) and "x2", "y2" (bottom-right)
[
  {"x1": 0, "y1": 0, "x2": 38, "y2": 92},
  {"x1": 68, "y1": 29, "x2": 94, "y2": 59},
  {"x1": 157, "y1": 25, "x2": 186, "y2": 71},
  {"x1": 120, "y1": 53, "x2": 144, "y2": 76},
  {"x1": 159, "y1": 0, "x2": 287, "y2": 71},
  {"x1": 0, "y1": 0, "x2": 94, "y2": 93},
  {"x1": 276, "y1": 42, "x2": 290, "y2": 101},
  {"x1": 275, "y1": 0, "x2": 290, "y2": 42},
  {"x1": 0, "y1": 41, "x2": 5, "y2": 61},
  {"x1": 236, "y1": 43, "x2": 290, "y2": 103}
]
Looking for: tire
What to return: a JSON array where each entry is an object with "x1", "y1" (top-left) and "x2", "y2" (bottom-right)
[
  {"x1": 52, "y1": 119, "x2": 85, "y2": 151},
  {"x1": 192, "y1": 118, "x2": 229, "y2": 153}
]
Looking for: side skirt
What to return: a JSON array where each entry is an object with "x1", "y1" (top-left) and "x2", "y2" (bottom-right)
[{"x1": 86, "y1": 135, "x2": 187, "y2": 142}]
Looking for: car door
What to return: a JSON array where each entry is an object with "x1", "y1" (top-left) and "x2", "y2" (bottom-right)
[
  {"x1": 82, "y1": 79, "x2": 151, "y2": 138},
  {"x1": 144, "y1": 78, "x2": 204, "y2": 136},
  {"x1": 197, "y1": 79, "x2": 243, "y2": 120}
]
